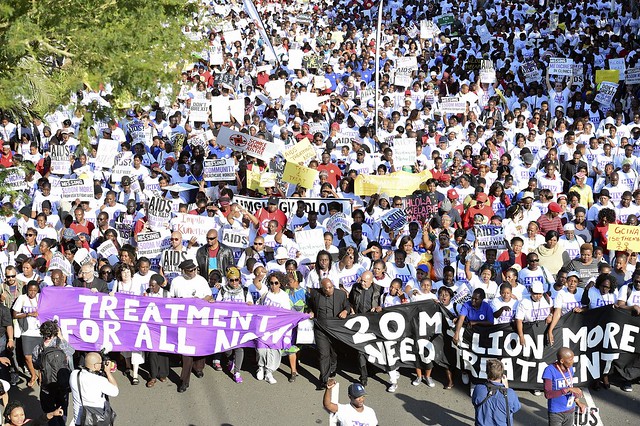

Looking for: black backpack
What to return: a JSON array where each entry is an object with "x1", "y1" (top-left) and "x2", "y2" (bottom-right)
[{"x1": 40, "y1": 344, "x2": 71, "y2": 391}]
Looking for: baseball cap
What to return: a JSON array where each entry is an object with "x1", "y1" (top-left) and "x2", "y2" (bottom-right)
[
  {"x1": 275, "y1": 246, "x2": 289, "y2": 260},
  {"x1": 226, "y1": 266, "x2": 241, "y2": 279},
  {"x1": 447, "y1": 189, "x2": 459, "y2": 200},
  {"x1": 564, "y1": 222, "x2": 576, "y2": 231},
  {"x1": 530, "y1": 282, "x2": 545, "y2": 294},
  {"x1": 417, "y1": 264, "x2": 430, "y2": 273},
  {"x1": 547, "y1": 202, "x2": 562, "y2": 213},
  {"x1": 599, "y1": 189, "x2": 610, "y2": 198},
  {"x1": 522, "y1": 153, "x2": 534, "y2": 165},
  {"x1": 521, "y1": 191, "x2": 534, "y2": 200},
  {"x1": 566, "y1": 271, "x2": 580, "y2": 279},
  {"x1": 476, "y1": 193, "x2": 488, "y2": 203},
  {"x1": 348, "y1": 383, "x2": 367, "y2": 398},
  {"x1": 268, "y1": 196, "x2": 279, "y2": 205}
]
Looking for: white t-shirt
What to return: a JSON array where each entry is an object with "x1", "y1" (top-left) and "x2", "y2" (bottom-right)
[
  {"x1": 553, "y1": 288, "x2": 584, "y2": 315},
  {"x1": 586, "y1": 287, "x2": 616, "y2": 309},
  {"x1": 335, "y1": 403, "x2": 378, "y2": 426},
  {"x1": 169, "y1": 275, "x2": 211, "y2": 299},
  {"x1": 618, "y1": 284, "x2": 640, "y2": 306},
  {"x1": 12, "y1": 294, "x2": 41, "y2": 337},
  {"x1": 515, "y1": 297, "x2": 553, "y2": 322},
  {"x1": 491, "y1": 297, "x2": 518, "y2": 324},
  {"x1": 69, "y1": 369, "x2": 119, "y2": 424}
]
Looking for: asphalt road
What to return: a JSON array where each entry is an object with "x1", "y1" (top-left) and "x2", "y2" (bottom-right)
[{"x1": 8, "y1": 349, "x2": 640, "y2": 425}]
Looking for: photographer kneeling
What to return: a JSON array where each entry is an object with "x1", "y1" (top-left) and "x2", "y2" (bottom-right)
[{"x1": 69, "y1": 352, "x2": 119, "y2": 426}]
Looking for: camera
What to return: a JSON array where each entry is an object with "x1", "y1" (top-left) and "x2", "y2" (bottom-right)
[{"x1": 98, "y1": 348, "x2": 117, "y2": 375}]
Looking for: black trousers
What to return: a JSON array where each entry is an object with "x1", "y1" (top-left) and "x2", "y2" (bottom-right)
[
  {"x1": 358, "y1": 352, "x2": 368, "y2": 381},
  {"x1": 180, "y1": 355, "x2": 205, "y2": 386},
  {"x1": 314, "y1": 328, "x2": 337, "y2": 384},
  {"x1": 147, "y1": 351, "x2": 170, "y2": 379},
  {"x1": 40, "y1": 387, "x2": 68, "y2": 426}
]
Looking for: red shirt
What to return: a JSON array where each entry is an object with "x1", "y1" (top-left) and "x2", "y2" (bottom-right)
[
  {"x1": 317, "y1": 163, "x2": 342, "y2": 187},
  {"x1": 0, "y1": 152, "x2": 13, "y2": 168},
  {"x1": 255, "y1": 207, "x2": 287, "y2": 235}
]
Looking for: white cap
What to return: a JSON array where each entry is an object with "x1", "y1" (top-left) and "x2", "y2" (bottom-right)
[
  {"x1": 275, "y1": 246, "x2": 289, "y2": 260},
  {"x1": 530, "y1": 282, "x2": 545, "y2": 294}
]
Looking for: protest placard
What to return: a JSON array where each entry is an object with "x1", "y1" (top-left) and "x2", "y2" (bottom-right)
[
  {"x1": 354, "y1": 170, "x2": 432, "y2": 197},
  {"x1": 474, "y1": 225, "x2": 507, "y2": 249},
  {"x1": 405, "y1": 192, "x2": 439, "y2": 224},
  {"x1": 95, "y1": 139, "x2": 120, "y2": 169},
  {"x1": 49, "y1": 253, "x2": 72, "y2": 277},
  {"x1": 111, "y1": 152, "x2": 134, "y2": 181},
  {"x1": 440, "y1": 96, "x2": 467, "y2": 114},
  {"x1": 393, "y1": 70, "x2": 413, "y2": 87},
  {"x1": 220, "y1": 228, "x2": 250, "y2": 249},
  {"x1": 189, "y1": 99, "x2": 210, "y2": 122},
  {"x1": 209, "y1": 46, "x2": 224, "y2": 65},
  {"x1": 572, "y1": 63, "x2": 584, "y2": 87},
  {"x1": 213, "y1": 73, "x2": 238, "y2": 88},
  {"x1": 325, "y1": 212, "x2": 352, "y2": 234},
  {"x1": 627, "y1": 68, "x2": 640, "y2": 85},
  {"x1": 259, "y1": 172, "x2": 276, "y2": 188},
  {"x1": 435, "y1": 14, "x2": 454, "y2": 26},
  {"x1": 480, "y1": 68, "x2": 496, "y2": 84},
  {"x1": 392, "y1": 138, "x2": 417, "y2": 168},
  {"x1": 204, "y1": 158, "x2": 235, "y2": 181},
  {"x1": 476, "y1": 24, "x2": 491, "y2": 44},
  {"x1": 521, "y1": 60, "x2": 541, "y2": 84},
  {"x1": 283, "y1": 138, "x2": 316, "y2": 163},
  {"x1": 282, "y1": 161, "x2": 318, "y2": 189},
  {"x1": 607, "y1": 224, "x2": 640, "y2": 251},
  {"x1": 137, "y1": 231, "x2": 171, "y2": 266},
  {"x1": 465, "y1": 57, "x2": 482, "y2": 71},
  {"x1": 172, "y1": 213, "x2": 220, "y2": 244},
  {"x1": 609, "y1": 58, "x2": 626, "y2": 80},
  {"x1": 595, "y1": 70, "x2": 620, "y2": 84},
  {"x1": 59, "y1": 178, "x2": 93, "y2": 201},
  {"x1": 549, "y1": 14, "x2": 559, "y2": 31},
  {"x1": 147, "y1": 196, "x2": 173, "y2": 231},
  {"x1": 209, "y1": 96, "x2": 230, "y2": 122},
  {"x1": 216, "y1": 126, "x2": 281, "y2": 162},
  {"x1": 97, "y1": 240, "x2": 120, "y2": 265},
  {"x1": 295, "y1": 229, "x2": 325, "y2": 260},
  {"x1": 4, "y1": 168, "x2": 27, "y2": 191},
  {"x1": 420, "y1": 20, "x2": 440, "y2": 39},
  {"x1": 549, "y1": 58, "x2": 574, "y2": 76},
  {"x1": 50, "y1": 145, "x2": 71, "y2": 175},
  {"x1": 127, "y1": 121, "x2": 147, "y2": 145},
  {"x1": 302, "y1": 54, "x2": 322, "y2": 70},
  {"x1": 381, "y1": 208, "x2": 407, "y2": 231},
  {"x1": 241, "y1": 195, "x2": 350, "y2": 225},
  {"x1": 594, "y1": 82, "x2": 619, "y2": 106},
  {"x1": 265, "y1": 80, "x2": 287, "y2": 99}
]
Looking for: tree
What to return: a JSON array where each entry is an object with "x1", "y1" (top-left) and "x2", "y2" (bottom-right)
[{"x1": 0, "y1": 0, "x2": 198, "y2": 119}]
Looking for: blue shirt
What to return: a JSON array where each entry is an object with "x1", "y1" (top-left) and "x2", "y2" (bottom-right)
[
  {"x1": 542, "y1": 364, "x2": 576, "y2": 413},
  {"x1": 459, "y1": 301, "x2": 494, "y2": 324},
  {"x1": 472, "y1": 381, "x2": 521, "y2": 426}
]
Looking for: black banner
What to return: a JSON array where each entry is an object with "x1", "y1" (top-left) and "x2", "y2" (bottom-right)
[{"x1": 317, "y1": 302, "x2": 640, "y2": 389}]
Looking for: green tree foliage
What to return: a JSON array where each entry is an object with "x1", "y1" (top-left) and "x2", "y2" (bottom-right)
[{"x1": 0, "y1": 0, "x2": 198, "y2": 118}]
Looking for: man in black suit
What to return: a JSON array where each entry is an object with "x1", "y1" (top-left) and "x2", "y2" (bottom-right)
[
  {"x1": 308, "y1": 278, "x2": 350, "y2": 390},
  {"x1": 73, "y1": 263, "x2": 109, "y2": 293},
  {"x1": 561, "y1": 150, "x2": 588, "y2": 193}
]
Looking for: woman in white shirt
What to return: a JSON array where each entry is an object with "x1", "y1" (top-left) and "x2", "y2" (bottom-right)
[
  {"x1": 585, "y1": 274, "x2": 617, "y2": 309},
  {"x1": 371, "y1": 259, "x2": 392, "y2": 292},
  {"x1": 547, "y1": 272, "x2": 586, "y2": 345},
  {"x1": 112, "y1": 263, "x2": 144, "y2": 385},
  {"x1": 375, "y1": 279, "x2": 407, "y2": 392},
  {"x1": 491, "y1": 283, "x2": 519, "y2": 324},
  {"x1": 304, "y1": 250, "x2": 338, "y2": 290},
  {"x1": 332, "y1": 247, "x2": 365, "y2": 294},
  {"x1": 12, "y1": 281, "x2": 41, "y2": 387},
  {"x1": 467, "y1": 265, "x2": 499, "y2": 301}
]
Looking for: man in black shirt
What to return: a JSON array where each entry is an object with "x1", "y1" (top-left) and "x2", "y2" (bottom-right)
[
  {"x1": 308, "y1": 278, "x2": 350, "y2": 390},
  {"x1": 348, "y1": 271, "x2": 381, "y2": 386}
]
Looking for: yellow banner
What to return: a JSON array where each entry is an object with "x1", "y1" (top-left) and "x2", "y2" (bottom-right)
[
  {"x1": 607, "y1": 224, "x2": 640, "y2": 252},
  {"x1": 354, "y1": 170, "x2": 432, "y2": 197},
  {"x1": 282, "y1": 162, "x2": 318, "y2": 189},
  {"x1": 595, "y1": 70, "x2": 620, "y2": 84},
  {"x1": 283, "y1": 138, "x2": 316, "y2": 163}
]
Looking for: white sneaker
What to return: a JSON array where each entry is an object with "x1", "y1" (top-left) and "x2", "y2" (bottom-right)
[
  {"x1": 265, "y1": 372, "x2": 277, "y2": 384},
  {"x1": 425, "y1": 377, "x2": 436, "y2": 388},
  {"x1": 387, "y1": 383, "x2": 398, "y2": 393},
  {"x1": 256, "y1": 367, "x2": 264, "y2": 381},
  {"x1": 461, "y1": 372, "x2": 470, "y2": 385},
  {"x1": 412, "y1": 377, "x2": 422, "y2": 386},
  {"x1": 533, "y1": 390, "x2": 542, "y2": 396}
]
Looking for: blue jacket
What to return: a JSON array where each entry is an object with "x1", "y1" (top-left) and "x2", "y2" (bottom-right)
[{"x1": 472, "y1": 381, "x2": 521, "y2": 426}]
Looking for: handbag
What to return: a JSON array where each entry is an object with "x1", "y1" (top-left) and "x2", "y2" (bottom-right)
[
  {"x1": 78, "y1": 371, "x2": 117, "y2": 426},
  {"x1": 17, "y1": 316, "x2": 29, "y2": 332}
]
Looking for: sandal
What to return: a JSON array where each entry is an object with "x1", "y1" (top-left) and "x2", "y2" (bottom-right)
[
  {"x1": 443, "y1": 384, "x2": 454, "y2": 390},
  {"x1": 289, "y1": 373, "x2": 298, "y2": 383},
  {"x1": 27, "y1": 378, "x2": 37, "y2": 388},
  {"x1": 146, "y1": 379, "x2": 156, "y2": 388},
  {"x1": 132, "y1": 377, "x2": 140, "y2": 385},
  {"x1": 158, "y1": 377, "x2": 167, "y2": 382}
]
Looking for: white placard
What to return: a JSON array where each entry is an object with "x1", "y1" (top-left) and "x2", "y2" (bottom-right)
[
  {"x1": 189, "y1": 99, "x2": 210, "y2": 122},
  {"x1": 50, "y1": 145, "x2": 71, "y2": 175},
  {"x1": 295, "y1": 229, "x2": 325, "y2": 260},
  {"x1": 204, "y1": 158, "x2": 235, "y2": 181},
  {"x1": 209, "y1": 96, "x2": 230, "y2": 122},
  {"x1": 171, "y1": 213, "x2": 220, "y2": 245},
  {"x1": 147, "y1": 196, "x2": 173, "y2": 231},
  {"x1": 111, "y1": 152, "x2": 134, "y2": 181},
  {"x1": 440, "y1": 96, "x2": 467, "y2": 114},
  {"x1": 59, "y1": 178, "x2": 93, "y2": 201},
  {"x1": 216, "y1": 126, "x2": 282, "y2": 162},
  {"x1": 627, "y1": 68, "x2": 640, "y2": 84},
  {"x1": 549, "y1": 57, "x2": 574, "y2": 76},
  {"x1": 264, "y1": 79, "x2": 287, "y2": 99},
  {"x1": 221, "y1": 227, "x2": 250, "y2": 249},
  {"x1": 609, "y1": 58, "x2": 626, "y2": 80},
  {"x1": 392, "y1": 138, "x2": 417, "y2": 168},
  {"x1": 594, "y1": 82, "x2": 619, "y2": 106},
  {"x1": 95, "y1": 139, "x2": 120, "y2": 169}
]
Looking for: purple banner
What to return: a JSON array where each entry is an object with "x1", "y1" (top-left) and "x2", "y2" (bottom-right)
[{"x1": 38, "y1": 287, "x2": 308, "y2": 356}]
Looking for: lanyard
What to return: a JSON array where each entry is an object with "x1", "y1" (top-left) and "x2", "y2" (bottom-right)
[{"x1": 556, "y1": 363, "x2": 573, "y2": 389}]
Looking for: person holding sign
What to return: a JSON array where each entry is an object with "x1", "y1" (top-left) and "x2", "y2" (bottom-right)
[{"x1": 542, "y1": 347, "x2": 586, "y2": 425}]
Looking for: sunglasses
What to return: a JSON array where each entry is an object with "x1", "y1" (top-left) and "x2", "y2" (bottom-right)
[
  {"x1": 207, "y1": 237, "x2": 217, "y2": 240},
  {"x1": 185, "y1": 268, "x2": 197, "y2": 272},
  {"x1": 5, "y1": 275, "x2": 16, "y2": 278},
  {"x1": 171, "y1": 238, "x2": 181, "y2": 241},
  {"x1": 228, "y1": 278, "x2": 240, "y2": 282},
  {"x1": 26, "y1": 234, "x2": 35, "y2": 237},
  {"x1": 269, "y1": 281, "x2": 280, "y2": 285}
]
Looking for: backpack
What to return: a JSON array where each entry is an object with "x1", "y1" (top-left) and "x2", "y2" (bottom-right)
[
  {"x1": 40, "y1": 344, "x2": 71, "y2": 391},
  {"x1": 474, "y1": 381, "x2": 511, "y2": 426}
]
